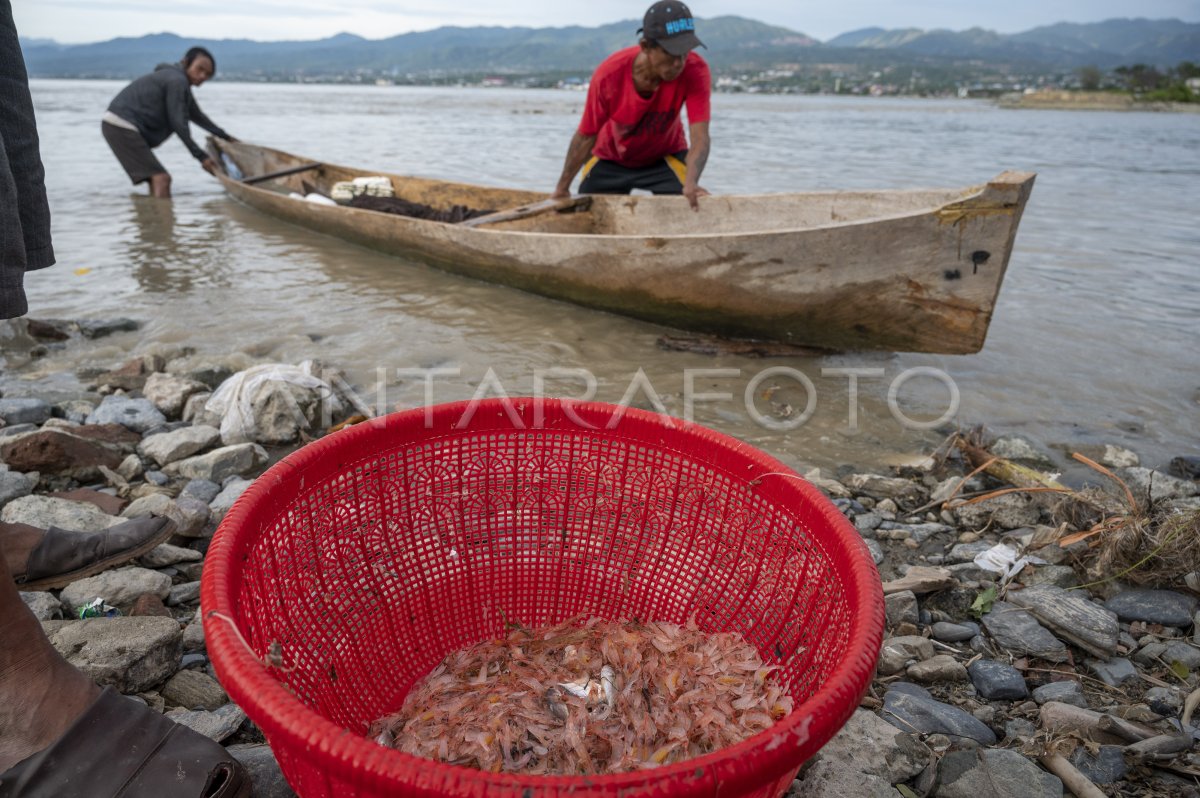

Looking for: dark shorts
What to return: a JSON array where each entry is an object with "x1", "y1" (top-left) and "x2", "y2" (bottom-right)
[
  {"x1": 101, "y1": 121, "x2": 165, "y2": 184},
  {"x1": 578, "y1": 151, "x2": 688, "y2": 195}
]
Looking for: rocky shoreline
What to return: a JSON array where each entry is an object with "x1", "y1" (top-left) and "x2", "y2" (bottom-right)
[{"x1": 2, "y1": 316, "x2": 1199, "y2": 798}]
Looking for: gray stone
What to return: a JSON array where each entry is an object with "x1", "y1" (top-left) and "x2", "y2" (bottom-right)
[
  {"x1": 0, "y1": 469, "x2": 37, "y2": 509},
  {"x1": 0, "y1": 423, "x2": 37, "y2": 440},
  {"x1": 908, "y1": 654, "x2": 968, "y2": 684},
  {"x1": 864, "y1": 538, "x2": 884, "y2": 566},
  {"x1": 59, "y1": 567, "x2": 172, "y2": 612},
  {"x1": 968, "y1": 660, "x2": 1028, "y2": 700},
  {"x1": 168, "y1": 581, "x2": 202, "y2": 606},
  {"x1": 791, "y1": 708, "x2": 928, "y2": 798},
  {"x1": 137, "y1": 425, "x2": 222, "y2": 467},
  {"x1": 1068, "y1": 745, "x2": 1127, "y2": 785},
  {"x1": 143, "y1": 373, "x2": 210, "y2": 419},
  {"x1": 955, "y1": 493, "x2": 1042, "y2": 530},
  {"x1": 878, "y1": 636, "x2": 934, "y2": 676},
  {"x1": 1018, "y1": 565, "x2": 1080, "y2": 589},
  {"x1": 42, "y1": 617, "x2": 181, "y2": 693},
  {"x1": 208, "y1": 477, "x2": 253, "y2": 524},
  {"x1": 946, "y1": 541, "x2": 992, "y2": 564},
  {"x1": 887, "y1": 522, "x2": 951, "y2": 544},
  {"x1": 182, "y1": 616, "x2": 206, "y2": 652},
  {"x1": 227, "y1": 745, "x2": 297, "y2": 798},
  {"x1": 1087, "y1": 657, "x2": 1138, "y2": 687},
  {"x1": 86, "y1": 395, "x2": 167, "y2": 433},
  {"x1": 1163, "y1": 641, "x2": 1200, "y2": 671},
  {"x1": 171, "y1": 496, "x2": 212, "y2": 538},
  {"x1": 947, "y1": 562, "x2": 997, "y2": 583},
  {"x1": 139, "y1": 543, "x2": 203, "y2": 568},
  {"x1": 1100, "y1": 445, "x2": 1140, "y2": 469},
  {"x1": 853, "y1": 512, "x2": 882, "y2": 533},
  {"x1": 1106, "y1": 589, "x2": 1199, "y2": 627},
  {"x1": 165, "y1": 704, "x2": 246, "y2": 743},
  {"x1": 843, "y1": 473, "x2": 929, "y2": 506},
  {"x1": 20, "y1": 591, "x2": 64, "y2": 620},
  {"x1": 0, "y1": 494, "x2": 124, "y2": 532},
  {"x1": 982, "y1": 601, "x2": 1068, "y2": 662},
  {"x1": 161, "y1": 669, "x2": 228, "y2": 711},
  {"x1": 78, "y1": 318, "x2": 139, "y2": 339},
  {"x1": 180, "y1": 653, "x2": 209, "y2": 670},
  {"x1": 166, "y1": 444, "x2": 268, "y2": 483},
  {"x1": 1032, "y1": 680, "x2": 1087, "y2": 708},
  {"x1": 1116, "y1": 467, "x2": 1199, "y2": 503},
  {"x1": 116, "y1": 453, "x2": 144, "y2": 481},
  {"x1": 1144, "y1": 686, "x2": 1185, "y2": 716},
  {"x1": 885, "y1": 591, "x2": 919, "y2": 627},
  {"x1": 1132, "y1": 642, "x2": 1168, "y2": 667},
  {"x1": 1005, "y1": 718, "x2": 1037, "y2": 742},
  {"x1": 932, "y1": 622, "x2": 977, "y2": 643},
  {"x1": 145, "y1": 470, "x2": 169, "y2": 486},
  {"x1": 0, "y1": 397, "x2": 52, "y2": 425},
  {"x1": 177, "y1": 562, "x2": 204, "y2": 581},
  {"x1": 991, "y1": 435, "x2": 1056, "y2": 469},
  {"x1": 1007, "y1": 586, "x2": 1119, "y2": 659},
  {"x1": 881, "y1": 686, "x2": 997, "y2": 745},
  {"x1": 55, "y1": 399, "x2": 95, "y2": 424},
  {"x1": 936, "y1": 748, "x2": 1062, "y2": 798},
  {"x1": 182, "y1": 478, "x2": 221, "y2": 504}
]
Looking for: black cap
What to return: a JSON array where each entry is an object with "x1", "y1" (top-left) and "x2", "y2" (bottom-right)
[{"x1": 638, "y1": 1, "x2": 706, "y2": 57}]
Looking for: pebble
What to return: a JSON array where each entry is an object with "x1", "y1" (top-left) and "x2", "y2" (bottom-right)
[
  {"x1": 981, "y1": 601, "x2": 1068, "y2": 662},
  {"x1": 1070, "y1": 745, "x2": 1128, "y2": 784},
  {"x1": 907, "y1": 654, "x2": 968, "y2": 684},
  {"x1": 1031, "y1": 680, "x2": 1088, "y2": 708},
  {"x1": 881, "y1": 684, "x2": 997, "y2": 745},
  {"x1": 931, "y1": 621, "x2": 977, "y2": 642},
  {"x1": 1106, "y1": 589, "x2": 1199, "y2": 627},
  {"x1": 967, "y1": 660, "x2": 1028, "y2": 700},
  {"x1": 884, "y1": 591, "x2": 919, "y2": 627},
  {"x1": 166, "y1": 704, "x2": 247, "y2": 743},
  {"x1": 936, "y1": 748, "x2": 1062, "y2": 798},
  {"x1": 1087, "y1": 657, "x2": 1139, "y2": 687}
]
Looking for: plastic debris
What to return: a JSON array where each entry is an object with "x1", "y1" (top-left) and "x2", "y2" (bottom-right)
[
  {"x1": 77, "y1": 597, "x2": 121, "y2": 619},
  {"x1": 973, "y1": 541, "x2": 1046, "y2": 582},
  {"x1": 205, "y1": 360, "x2": 343, "y2": 444}
]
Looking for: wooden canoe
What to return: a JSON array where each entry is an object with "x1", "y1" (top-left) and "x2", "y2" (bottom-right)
[{"x1": 208, "y1": 138, "x2": 1035, "y2": 354}]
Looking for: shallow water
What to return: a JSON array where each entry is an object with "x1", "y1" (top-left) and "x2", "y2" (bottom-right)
[{"x1": 10, "y1": 81, "x2": 1200, "y2": 474}]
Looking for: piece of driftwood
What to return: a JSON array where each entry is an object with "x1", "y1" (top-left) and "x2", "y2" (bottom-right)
[
  {"x1": 1126, "y1": 733, "x2": 1194, "y2": 760},
  {"x1": 1040, "y1": 702, "x2": 1160, "y2": 744},
  {"x1": 1007, "y1": 587, "x2": 1119, "y2": 661},
  {"x1": 1038, "y1": 754, "x2": 1109, "y2": 798},
  {"x1": 457, "y1": 196, "x2": 592, "y2": 228},
  {"x1": 655, "y1": 335, "x2": 836, "y2": 358},
  {"x1": 881, "y1": 566, "x2": 956, "y2": 596}
]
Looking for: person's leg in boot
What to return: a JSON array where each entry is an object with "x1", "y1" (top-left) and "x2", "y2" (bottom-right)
[
  {"x1": 3, "y1": 516, "x2": 174, "y2": 591},
  {"x1": 0, "y1": 534, "x2": 100, "y2": 772},
  {"x1": 0, "y1": 526, "x2": 251, "y2": 797}
]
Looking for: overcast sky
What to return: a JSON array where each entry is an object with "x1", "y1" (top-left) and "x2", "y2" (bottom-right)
[{"x1": 12, "y1": 0, "x2": 1200, "y2": 45}]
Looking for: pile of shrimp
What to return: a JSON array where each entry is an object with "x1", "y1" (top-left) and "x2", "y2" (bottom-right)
[{"x1": 368, "y1": 615, "x2": 793, "y2": 775}]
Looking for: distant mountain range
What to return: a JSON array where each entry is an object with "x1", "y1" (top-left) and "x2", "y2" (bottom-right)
[{"x1": 18, "y1": 17, "x2": 1199, "y2": 80}]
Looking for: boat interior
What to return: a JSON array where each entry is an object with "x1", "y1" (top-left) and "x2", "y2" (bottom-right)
[{"x1": 214, "y1": 140, "x2": 979, "y2": 238}]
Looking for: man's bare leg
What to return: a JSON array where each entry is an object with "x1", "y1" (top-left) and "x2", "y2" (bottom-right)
[
  {"x1": 149, "y1": 172, "x2": 172, "y2": 199},
  {"x1": 0, "y1": 522, "x2": 100, "y2": 772}
]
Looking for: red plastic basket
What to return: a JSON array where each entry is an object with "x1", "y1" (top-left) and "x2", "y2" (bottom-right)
[{"x1": 202, "y1": 399, "x2": 883, "y2": 798}]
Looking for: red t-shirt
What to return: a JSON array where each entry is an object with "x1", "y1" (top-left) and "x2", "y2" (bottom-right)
[{"x1": 578, "y1": 46, "x2": 711, "y2": 168}]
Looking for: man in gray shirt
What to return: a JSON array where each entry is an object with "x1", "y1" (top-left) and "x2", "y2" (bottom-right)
[{"x1": 102, "y1": 47, "x2": 236, "y2": 199}]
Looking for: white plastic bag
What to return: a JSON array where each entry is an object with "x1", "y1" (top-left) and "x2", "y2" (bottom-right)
[{"x1": 206, "y1": 360, "x2": 343, "y2": 444}]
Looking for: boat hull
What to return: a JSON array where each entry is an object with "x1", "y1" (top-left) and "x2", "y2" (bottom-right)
[{"x1": 211, "y1": 140, "x2": 1035, "y2": 354}]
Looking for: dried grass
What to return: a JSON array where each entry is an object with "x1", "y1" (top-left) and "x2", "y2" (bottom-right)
[{"x1": 1090, "y1": 506, "x2": 1200, "y2": 587}]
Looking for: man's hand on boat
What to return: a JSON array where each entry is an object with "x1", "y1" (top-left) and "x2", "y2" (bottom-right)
[
  {"x1": 201, "y1": 157, "x2": 219, "y2": 176},
  {"x1": 683, "y1": 183, "x2": 710, "y2": 211}
]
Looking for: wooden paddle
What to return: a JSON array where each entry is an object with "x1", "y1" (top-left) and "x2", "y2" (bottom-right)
[
  {"x1": 458, "y1": 196, "x2": 592, "y2": 228},
  {"x1": 242, "y1": 162, "x2": 323, "y2": 185}
]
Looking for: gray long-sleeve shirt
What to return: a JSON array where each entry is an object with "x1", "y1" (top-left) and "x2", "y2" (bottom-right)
[
  {"x1": 1, "y1": 0, "x2": 55, "y2": 319},
  {"x1": 107, "y1": 62, "x2": 231, "y2": 162}
]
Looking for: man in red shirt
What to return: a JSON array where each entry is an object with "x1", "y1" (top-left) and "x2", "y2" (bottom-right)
[{"x1": 552, "y1": 1, "x2": 711, "y2": 210}]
